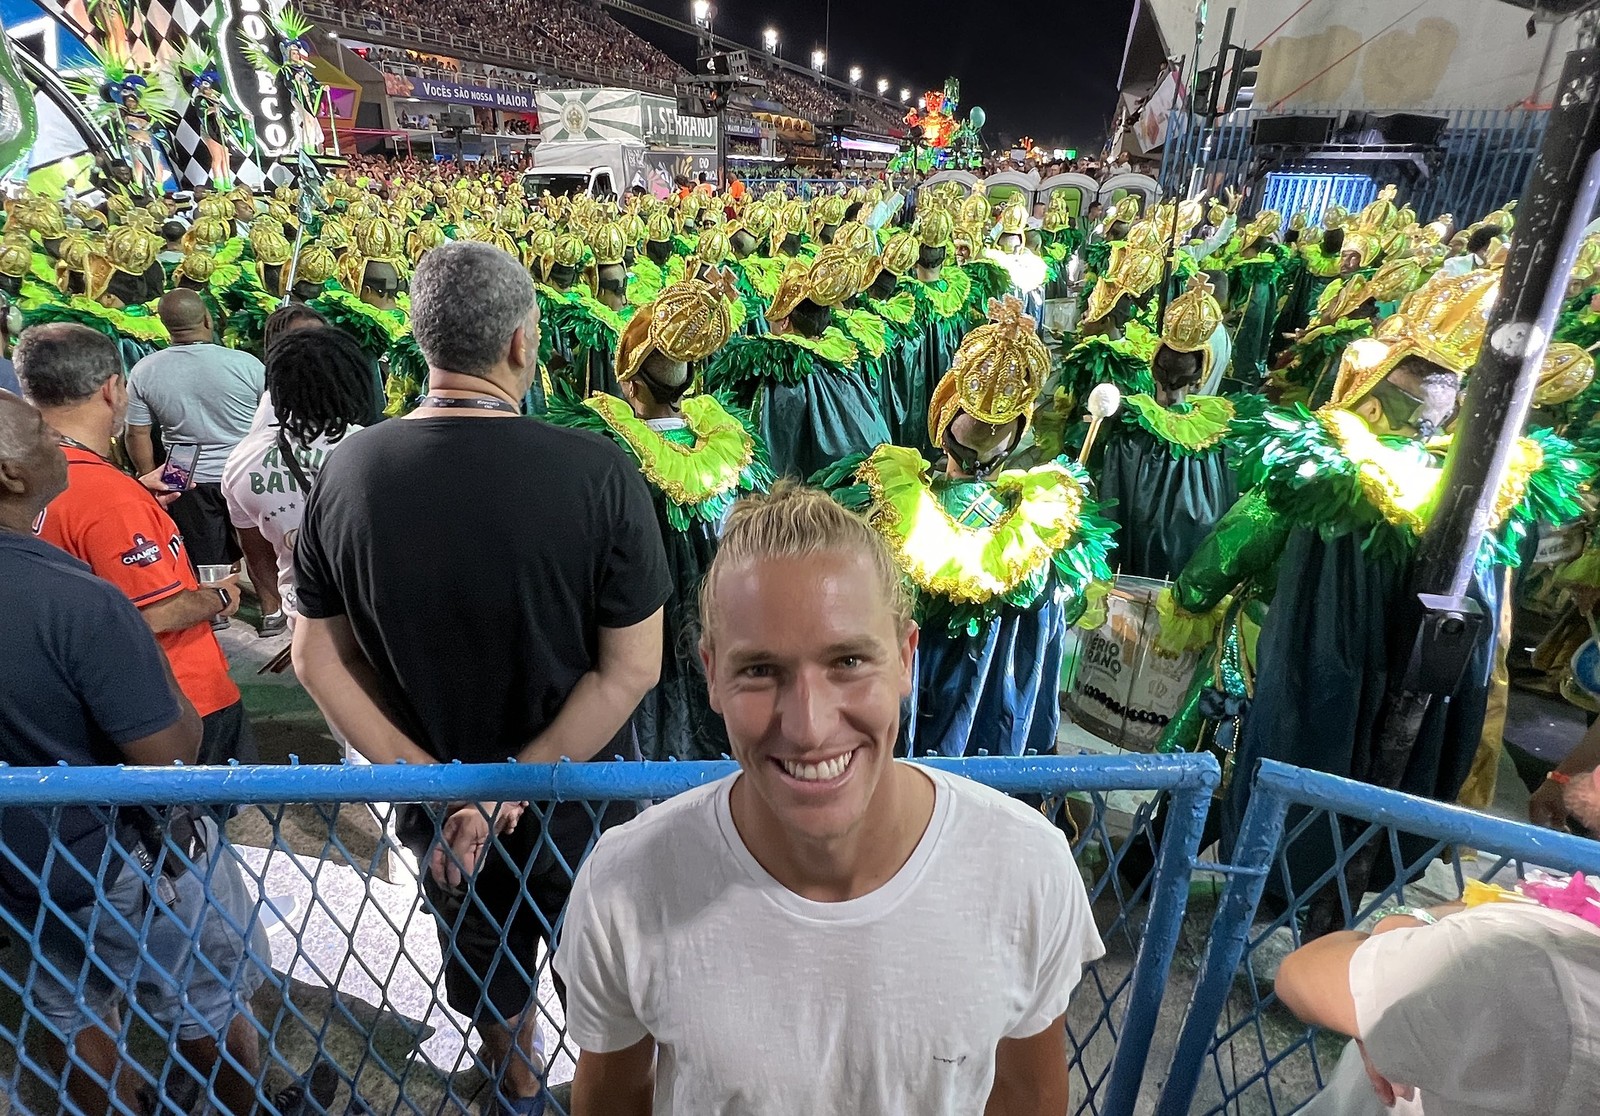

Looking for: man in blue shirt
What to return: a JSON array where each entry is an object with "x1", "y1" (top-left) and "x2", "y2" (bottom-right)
[{"x1": 0, "y1": 390, "x2": 325, "y2": 1115}]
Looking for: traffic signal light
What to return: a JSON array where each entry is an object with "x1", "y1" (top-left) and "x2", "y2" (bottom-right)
[
  {"x1": 1193, "y1": 66, "x2": 1220, "y2": 118},
  {"x1": 1228, "y1": 47, "x2": 1262, "y2": 111}
]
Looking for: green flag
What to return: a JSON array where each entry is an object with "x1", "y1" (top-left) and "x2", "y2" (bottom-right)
[{"x1": 0, "y1": 25, "x2": 38, "y2": 183}]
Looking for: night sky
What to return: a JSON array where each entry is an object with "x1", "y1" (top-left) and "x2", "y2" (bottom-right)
[{"x1": 610, "y1": 0, "x2": 1136, "y2": 151}]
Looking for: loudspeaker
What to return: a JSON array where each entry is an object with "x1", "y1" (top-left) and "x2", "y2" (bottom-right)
[
  {"x1": 1365, "y1": 112, "x2": 1448, "y2": 147},
  {"x1": 831, "y1": 108, "x2": 854, "y2": 129},
  {"x1": 438, "y1": 106, "x2": 474, "y2": 130},
  {"x1": 1249, "y1": 114, "x2": 1335, "y2": 147}
]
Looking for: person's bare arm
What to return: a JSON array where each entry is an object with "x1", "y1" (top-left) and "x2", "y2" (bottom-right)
[
  {"x1": 515, "y1": 610, "x2": 663, "y2": 764},
  {"x1": 571, "y1": 1037, "x2": 655, "y2": 1116},
  {"x1": 119, "y1": 654, "x2": 202, "y2": 766},
  {"x1": 1531, "y1": 716, "x2": 1600, "y2": 829},
  {"x1": 291, "y1": 614, "x2": 437, "y2": 766},
  {"x1": 1273, "y1": 932, "x2": 1367, "y2": 1036},
  {"x1": 126, "y1": 423, "x2": 156, "y2": 476},
  {"x1": 140, "y1": 575, "x2": 239, "y2": 633},
  {"x1": 235, "y1": 525, "x2": 282, "y2": 616},
  {"x1": 984, "y1": 1015, "x2": 1071, "y2": 1116}
]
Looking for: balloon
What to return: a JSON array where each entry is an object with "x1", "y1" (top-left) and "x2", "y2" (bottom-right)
[{"x1": 968, "y1": 106, "x2": 986, "y2": 130}]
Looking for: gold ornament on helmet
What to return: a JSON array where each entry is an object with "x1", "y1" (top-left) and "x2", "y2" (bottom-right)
[
  {"x1": 551, "y1": 234, "x2": 589, "y2": 271},
  {"x1": 1365, "y1": 256, "x2": 1424, "y2": 305},
  {"x1": 185, "y1": 216, "x2": 230, "y2": 249},
  {"x1": 407, "y1": 220, "x2": 447, "y2": 264},
  {"x1": 294, "y1": 244, "x2": 339, "y2": 288},
  {"x1": 250, "y1": 224, "x2": 292, "y2": 267},
  {"x1": 832, "y1": 220, "x2": 873, "y2": 254},
  {"x1": 998, "y1": 200, "x2": 1029, "y2": 237},
  {"x1": 1354, "y1": 184, "x2": 1398, "y2": 232},
  {"x1": 811, "y1": 193, "x2": 847, "y2": 234},
  {"x1": 767, "y1": 259, "x2": 814, "y2": 321},
  {"x1": 693, "y1": 225, "x2": 731, "y2": 268},
  {"x1": 1161, "y1": 275, "x2": 1223, "y2": 353},
  {"x1": 917, "y1": 209, "x2": 954, "y2": 249},
  {"x1": 1534, "y1": 343, "x2": 1595, "y2": 406},
  {"x1": 20, "y1": 202, "x2": 66, "y2": 240},
  {"x1": 771, "y1": 200, "x2": 807, "y2": 254},
  {"x1": 173, "y1": 250, "x2": 218, "y2": 286},
  {"x1": 1332, "y1": 268, "x2": 1500, "y2": 407},
  {"x1": 196, "y1": 194, "x2": 233, "y2": 221},
  {"x1": 928, "y1": 295, "x2": 1049, "y2": 447},
  {"x1": 616, "y1": 277, "x2": 735, "y2": 383},
  {"x1": 1244, "y1": 210, "x2": 1282, "y2": 244},
  {"x1": 1080, "y1": 246, "x2": 1164, "y2": 324},
  {"x1": 1041, "y1": 193, "x2": 1073, "y2": 233},
  {"x1": 0, "y1": 237, "x2": 32, "y2": 280},
  {"x1": 591, "y1": 222, "x2": 628, "y2": 267},
  {"x1": 105, "y1": 193, "x2": 134, "y2": 220},
  {"x1": 805, "y1": 245, "x2": 861, "y2": 308},
  {"x1": 959, "y1": 192, "x2": 990, "y2": 228},
  {"x1": 1107, "y1": 194, "x2": 1141, "y2": 227},
  {"x1": 1125, "y1": 219, "x2": 1165, "y2": 251},
  {"x1": 878, "y1": 231, "x2": 919, "y2": 278},
  {"x1": 106, "y1": 225, "x2": 160, "y2": 275},
  {"x1": 70, "y1": 201, "x2": 107, "y2": 229}
]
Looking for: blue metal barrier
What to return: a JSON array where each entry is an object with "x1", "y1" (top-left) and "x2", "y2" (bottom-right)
[
  {"x1": 1155, "y1": 759, "x2": 1600, "y2": 1116},
  {"x1": 0, "y1": 753, "x2": 1218, "y2": 1116}
]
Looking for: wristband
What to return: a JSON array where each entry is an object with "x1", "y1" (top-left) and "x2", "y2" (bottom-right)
[
  {"x1": 214, "y1": 586, "x2": 231, "y2": 611},
  {"x1": 1370, "y1": 904, "x2": 1438, "y2": 927},
  {"x1": 1546, "y1": 771, "x2": 1572, "y2": 786}
]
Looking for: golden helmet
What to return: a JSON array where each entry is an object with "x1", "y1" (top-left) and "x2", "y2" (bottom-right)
[
  {"x1": 267, "y1": 200, "x2": 296, "y2": 228},
  {"x1": 173, "y1": 250, "x2": 218, "y2": 286},
  {"x1": 998, "y1": 200, "x2": 1029, "y2": 237},
  {"x1": 1480, "y1": 204, "x2": 1516, "y2": 234},
  {"x1": 1334, "y1": 267, "x2": 1500, "y2": 407},
  {"x1": 1041, "y1": 194, "x2": 1073, "y2": 233},
  {"x1": 812, "y1": 193, "x2": 847, "y2": 230},
  {"x1": 1161, "y1": 275, "x2": 1223, "y2": 354},
  {"x1": 55, "y1": 230, "x2": 96, "y2": 274},
  {"x1": 249, "y1": 223, "x2": 293, "y2": 267},
  {"x1": 694, "y1": 226, "x2": 732, "y2": 268},
  {"x1": 1534, "y1": 343, "x2": 1595, "y2": 407},
  {"x1": 525, "y1": 227, "x2": 556, "y2": 271},
  {"x1": 1125, "y1": 219, "x2": 1166, "y2": 251},
  {"x1": 1354, "y1": 184, "x2": 1398, "y2": 232},
  {"x1": 1108, "y1": 194, "x2": 1141, "y2": 226},
  {"x1": 591, "y1": 222, "x2": 628, "y2": 267},
  {"x1": 804, "y1": 245, "x2": 862, "y2": 308},
  {"x1": 70, "y1": 201, "x2": 107, "y2": 229},
  {"x1": 773, "y1": 199, "x2": 807, "y2": 240},
  {"x1": 620, "y1": 212, "x2": 646, "y2": 247},
  {"x1": 1244, "y1": 210, "x2": 1282, "y2": 244},
  {"x1": 319, "y1": 218, "x2": 351, "y2": 251},
  {"x1": 274, "y1": 184, "x2": 299, "y2": 206},
  {"x1": 106, "y1": 224, "x2": 160, "y2": 275},
  {"x1": 1080, "y1": 246, "x2": 1164, "y2": 324},
  {"x1": 928, "y1": 295, "x2": 1049, "y2": 446},
  {"x1": 1365, "y1": 256, "x2": 1425, "y2": 305},
  {"x1": 20, "y1": 202, "x2": 66, "y2": 240},
  {"x1": 353, "y1": 217, "x2": 402, "y2": 262},
  {"x1": 616, "y1": 277, "x2": 734, "y2": 383},
  {"x1": 296, "y1": 244, "x2": 340, "y2": 286},
  {"x1": 1323, "y1": 205, "x2": 1349, "y2": 231},
  {"x1": 766, "y1": 259, "x2": 813, "y2": 321},
  {"x1": 832, "y1": 220, "x2": 873, "y2": 254},
  {"x1": 879, "y1": 231, "x2": 919, "y2": 278},
  {"x1": 406, "y1": 220, "x2": 447, "y2": 264},
  {"x1": 196, "y1": 194, "x2": 234, "y2": 222},
  {"x1": 1340, "y1": 230, "x2": 1382, "y2": 268},
  {"x1": 739, "y1": 203, "x2": 775, "y2": 241},
  {"x1": 187, "y1": 216, "x2": 231, "y2": 249},
  {"x1": 917, "y1": 209, "x2": 954, "y2": 249},
  {"x1": 0, "y1": 236, "x2": 33, "y2": 279},
  {"x1": 551, "y1": 234, "x2": 589, "y2": 271},
  {"x1": 105, "y1": 193, "x2": 135, "y2": 220},
  {"x1": 645, "y1": 210, "x2": 676, "y2": 244},
  {"x1": 959, "y1": 192, "x2": 990, "y2": 228}
]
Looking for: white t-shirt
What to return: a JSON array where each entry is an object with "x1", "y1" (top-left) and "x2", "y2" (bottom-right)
[
  {"x1": 221, "y1": 419, "x2": 360, "y2": 616},
  {"x1": 1303, "y1": 903, "x2": 1600, "y2": 1116},
  {"x1": 554, "y1": 764, "x2": 1105, "y2": 1115}
]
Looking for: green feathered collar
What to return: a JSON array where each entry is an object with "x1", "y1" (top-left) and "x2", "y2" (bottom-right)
[
  {"x1": 1122, "y1": 394, "x2": 1235, "y2": 455},
  {"x1": 704, "y1": 328, "x2": 859, "y2": 392},
  {"x1": 834, "y1": 306, "x2": 888, "y2": 360}
]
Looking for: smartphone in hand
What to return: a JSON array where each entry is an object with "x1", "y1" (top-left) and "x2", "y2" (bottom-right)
[{"x1": 160, "y1": 443, "x2": 200, "y2": 492}]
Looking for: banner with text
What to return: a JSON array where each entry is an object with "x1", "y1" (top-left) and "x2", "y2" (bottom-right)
[{"x1": 403, "y1": 76, "x2": 538, "y2": 113}]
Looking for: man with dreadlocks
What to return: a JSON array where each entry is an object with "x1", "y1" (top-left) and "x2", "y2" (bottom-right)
[{"x1": 222, "y1": 326, "x2": 375, "y2": 631}]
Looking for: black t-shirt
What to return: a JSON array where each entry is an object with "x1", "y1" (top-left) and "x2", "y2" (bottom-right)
[
  {"x1": 295, "y1": 416, "x2": 671, "y2": 763},
  {"x1": 0, "y1": 532, "x2": 183, "y2": 914}
]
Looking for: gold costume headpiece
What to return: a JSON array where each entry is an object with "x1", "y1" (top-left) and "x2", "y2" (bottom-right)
[
  {"x1": 1534, "y1": 343, "x2": 1595, "y2": 407},
  {"x1": 1080, "y1": 246, "x2": 1164, "y2": 324},
  {"x1": 998, "y1": 200, "x2": 1029, "y2": 237},
  {"x1": 591, "y1": 222, "x2": 628, "y2": 268},
  {"x1": 917, "y1": 209, "x2": 953, "y2": 250},
  {"x1": 616, "y1": 277, "x2": 734, "y2": 383},
  {"x1": 1331, "y1": 268, "x2": 1500, "y2": 407},
  {"x1": 106, "y1": 224, "x2": 160, "y2": 276},
  {"x1": 928, "y1": 295, "x2": 1049, "y2": 447},
  {"x1": 1159, "y1": 275, "x2": 1223, "y2": 383}
]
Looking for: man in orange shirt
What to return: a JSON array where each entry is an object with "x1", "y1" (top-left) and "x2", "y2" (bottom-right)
[{"x1": 19, "y1": 323, "x2": 257, "y2": 765}]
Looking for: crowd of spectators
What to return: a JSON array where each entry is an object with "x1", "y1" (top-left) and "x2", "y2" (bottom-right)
[{"x1": 756, "y1": 65, "x2": 845, "y2": 121}]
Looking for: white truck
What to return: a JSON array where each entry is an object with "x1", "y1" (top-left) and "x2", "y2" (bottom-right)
[{"x1": 523, "y1": 141, "x2": 646, "y2": 200}]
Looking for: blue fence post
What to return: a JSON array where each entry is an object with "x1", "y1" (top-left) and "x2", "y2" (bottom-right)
[
  {"x1": 1151, "y1": 761, "x2": 1290, "y2": 1116},
  {"x1": 1099, "y1": 754, "x2": 1220, "y2": 1116}
]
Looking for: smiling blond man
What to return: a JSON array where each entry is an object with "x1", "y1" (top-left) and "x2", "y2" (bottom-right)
[{"x1": 554, "y1": 481, "x2": 1105, "y2": 1116}]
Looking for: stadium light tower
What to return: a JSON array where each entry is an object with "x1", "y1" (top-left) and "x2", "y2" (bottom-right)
[
  {"x1": 849, "y1": 66, "x2": 862, "y2": 85},
  {"x1": 876, "y1": 78, "x2": 889, "y2": 95},
  {"x1": 763, "y1": 27, "x2": 779, "y2": 55},
  {"x1": 691, "y1": 0, "x2": 711, "y2": 27},
  {"x1": 811, "y1": 48, "x2": 825, "y2": 73},
  {"x1": 900, "y1": 88, "x2": 910, "y2": 102}
]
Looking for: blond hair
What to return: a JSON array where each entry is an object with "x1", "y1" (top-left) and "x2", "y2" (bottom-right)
[{"x1": 699, "y1": 480, "x2": 912, "y2": 650}]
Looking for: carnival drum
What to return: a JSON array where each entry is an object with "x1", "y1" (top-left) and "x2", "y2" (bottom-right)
[{"x1": 1065, "y1": 575, "x2": 1200, "y2": 752}]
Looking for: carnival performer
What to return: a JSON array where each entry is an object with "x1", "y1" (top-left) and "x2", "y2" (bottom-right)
[
  {"x1": 245, "y1": 4, "x2": 326, "y2": 153},
  {"x1": 545, "y1": 277, "x2": 772, "y2": 762},
  {"x1": 177, "y1": 44, "x2": 255, "y2": 190},
  {"x1": 1155, "y1": 268, "x2": 1592, "y2": 898},
  {"x1": 703, "y1": 253, "x2": 889, "y2": 480},
  {"x1": 818, "y1": 296, "x2": 1115, "y2": 758}
]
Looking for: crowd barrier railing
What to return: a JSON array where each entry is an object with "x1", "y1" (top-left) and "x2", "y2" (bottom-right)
[
  {"x1": 0, "y1": 753, "x2": 1218, "y2": 1116},
  {"x1": 1154, "y1": 759, "x2": 1600, "y2": 1116}
]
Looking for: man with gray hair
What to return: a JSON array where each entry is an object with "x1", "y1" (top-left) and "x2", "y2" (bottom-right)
[{"x1": 292, "y1": 241, "x2": 670, "y2": 1115}]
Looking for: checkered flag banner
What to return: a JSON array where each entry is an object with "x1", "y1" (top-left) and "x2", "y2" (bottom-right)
[{"x1": 35, "y1": 0, "x2": 298, "y2": 188}]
